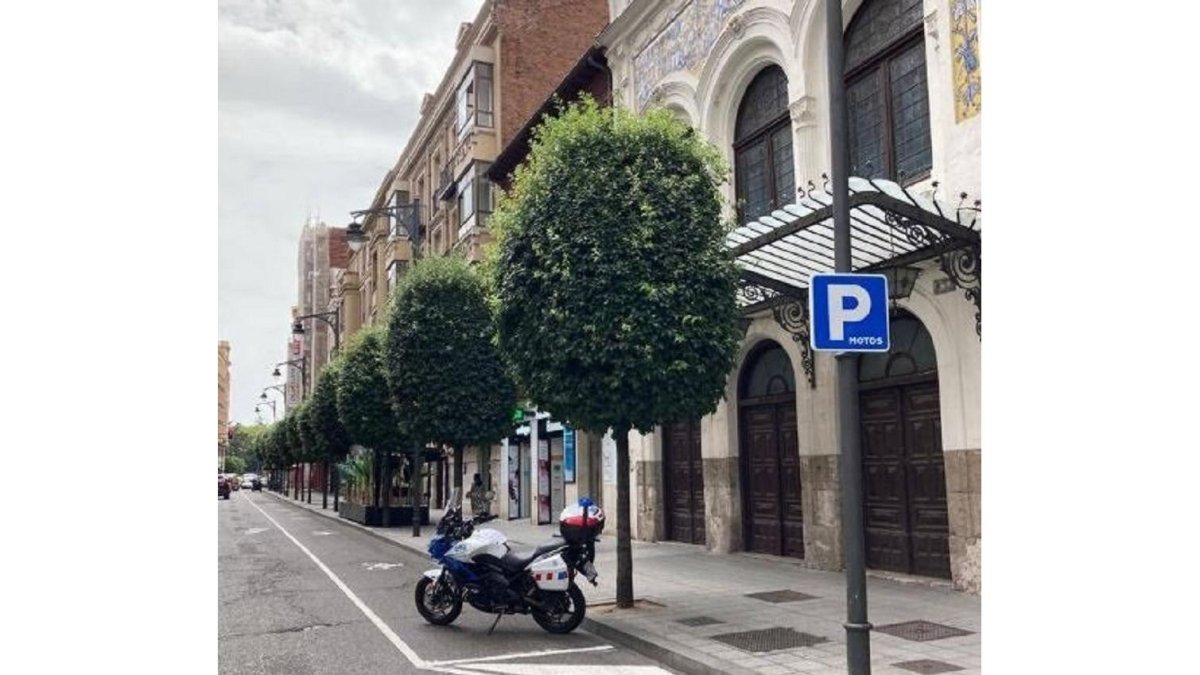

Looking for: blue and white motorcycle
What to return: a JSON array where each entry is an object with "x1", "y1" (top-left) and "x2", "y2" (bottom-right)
[{"x1": 415, "y1": 489, "x2": 605, "y2": 634}]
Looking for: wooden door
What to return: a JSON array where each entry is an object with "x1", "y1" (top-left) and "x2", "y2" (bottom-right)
[
  {"x1": 742, "y1": 406, "x2": 781, "y2": 555},
  {"x1": 664, "y1": 420, "x2": 706, "y2": 545},
  {"x1": 860, "y1": 380, "x2": 950, "y2": 578},
  {"x1": 778, "y1": 404, "x2": 805, "y2": 558}
]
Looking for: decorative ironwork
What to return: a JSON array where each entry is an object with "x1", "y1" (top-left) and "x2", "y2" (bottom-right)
[
  {"x1": 940, "y1": 245, "x2": 981, "y2": 337},
  {"x1": 770, "y1": 297, "x2": 816, "y2": 389}
]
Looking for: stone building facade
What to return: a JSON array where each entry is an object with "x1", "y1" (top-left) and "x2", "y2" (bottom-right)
[
  {"x1": 218, "y1": 340, "x2": 231, "y2": 469},
  {"x1": 596, "y1": 0, "x2": 982, "y2": 593},
  {"x1": 338, "y1": 0, "x2": 611, "y2": 515}
]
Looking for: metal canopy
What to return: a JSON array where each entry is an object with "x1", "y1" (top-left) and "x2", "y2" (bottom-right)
[{"x1": 729, "y1": 176, "x2": 981, "y2": 388}]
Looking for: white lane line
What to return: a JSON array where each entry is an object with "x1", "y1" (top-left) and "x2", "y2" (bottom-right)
[
  {"x1": 243, "y1": 495, "x2": 432, "y2": 671},
  {"x1": 426, "y1": 645, "x2": 614, "y2": 667}
]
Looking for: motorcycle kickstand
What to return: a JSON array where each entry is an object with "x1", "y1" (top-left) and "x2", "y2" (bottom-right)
[{"x1": 487, "y1": 613, "x2": 503, "y2": 635}]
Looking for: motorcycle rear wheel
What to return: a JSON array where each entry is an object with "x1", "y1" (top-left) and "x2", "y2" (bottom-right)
[
  {"x1": 532, "y1": 582, "x2": 586, "y2": 634},
  {"x1": 415, "y1": 576, "x2": 462, "y2": 626}
]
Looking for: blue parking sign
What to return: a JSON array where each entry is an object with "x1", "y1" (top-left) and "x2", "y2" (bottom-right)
[{"x1": 810, "y1": 274, "x2": 890, "y2": 352}]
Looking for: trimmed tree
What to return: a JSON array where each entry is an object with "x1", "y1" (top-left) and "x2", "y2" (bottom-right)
[
  {"x1": 335, "y1": 324, "x2": 408, "y2": 520},
  {"x1": 310, "y1": 359, "x2": 353, "y2": 509},
  {"x1": 491, "y1": 99, "x2": 741, "y2": 607},
  {"x1": 385, "y1": 255, "x2": 517, "y2": 507},
  {"x1": 296, "y1": 400, "x2": 318, "y2": 503},
  {"x1": 283, "y1": 410, "x2": 303, "y2": 499}
]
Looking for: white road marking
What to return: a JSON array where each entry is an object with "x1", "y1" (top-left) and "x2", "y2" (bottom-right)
[
  {"x1": 312, "y1": 531, "x2": 333, "y2": 536},
  {"x1": 457, "y1": 665, "x2": 670, "y2": 675},
  {"x1": 243, "y1": 496, "x2": 433, "y2": 670},
  {"x1": 241, "y1": 493, "x2": 629, "y2": 675},
  {"x1": 363, "y1": 562, "x2": 405, "y2": 571},
  {"x1": 426, "y1": 645, "x2": 614, "y2": 667},
  {"x1": 244, "y1": 527, "x2": 268, "y2": 535}
]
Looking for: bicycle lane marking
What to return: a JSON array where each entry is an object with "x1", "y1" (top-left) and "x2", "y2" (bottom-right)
[
  {"x1": 242, "y1": 492, "x2": 618, "y2": 674},
  {"x1": 243, "y1": 493, "x2": 471, "y2": 673}
]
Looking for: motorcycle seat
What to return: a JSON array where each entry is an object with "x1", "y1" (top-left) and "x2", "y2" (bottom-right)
[{"x1": 501, "y1": 536, "x2": 567, "y2": 570}]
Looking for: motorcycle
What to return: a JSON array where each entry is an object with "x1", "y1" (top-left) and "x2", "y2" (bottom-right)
[{"x1": 415, "y1": 489, "x2": 605, "y2": 635}]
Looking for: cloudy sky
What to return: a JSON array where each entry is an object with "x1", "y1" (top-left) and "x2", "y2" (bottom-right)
[{"x1": 219, "y1": 0, "x2": 482, "y2": 425}]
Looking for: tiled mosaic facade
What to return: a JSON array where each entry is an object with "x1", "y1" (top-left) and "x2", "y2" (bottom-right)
[
  {"x1": 634, "y1": 0, "x2": 744, "y2": 108},
  {"x1": 950, "y1": 0, "x2": 981, "y2": 122}
]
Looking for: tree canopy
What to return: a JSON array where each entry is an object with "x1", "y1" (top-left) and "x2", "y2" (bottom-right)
[
  {"x1": 335, "y1": 323, "x2": 406, "y2": 453},
  {"x1": 385, "y1": 255, "x2": 516, "y2": 455},
  {"x1": 310, "y1": 359, "x2": 353, "y2": 462},
  {"x1": 491, "y1": 98, "x2": 742, "y2": 434}
]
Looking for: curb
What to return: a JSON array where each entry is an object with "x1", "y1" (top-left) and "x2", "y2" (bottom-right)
[{"x1": 582, "y1": 617, "x2": 754, "y2": 675}]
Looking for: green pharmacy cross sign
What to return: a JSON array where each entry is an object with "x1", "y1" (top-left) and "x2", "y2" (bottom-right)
[{"x1": 512, "y1": 408, "x2": 526, "y2": 423}]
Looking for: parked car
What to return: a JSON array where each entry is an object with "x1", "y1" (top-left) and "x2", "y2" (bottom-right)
[
  {"x1": 241, "y1": 474, "x2": 257, "y2": 489},
  {"x1": 219, "y1": 475, "x2": 231, "y2": 500}
]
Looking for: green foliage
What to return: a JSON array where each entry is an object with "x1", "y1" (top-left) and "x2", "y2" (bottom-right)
[
  {"x1": 338, "y1": 449, "x2": 374, "y2": 505},
  {"x1": 335, "y1": 323, "x2": 406, "y2": 453},
  {"x1": 385, "y1": 255, "x2": 517, "y2": 451},
  {"x1": 224, "y1": 455, "x2": 247, "y2": 475},
  {"x1": 490, "y1": 98, "x2": 742, "y2": 434},
  {"x1": 310, "y1": 359, "x2": 353, "y2": 462},
  {"x1": 228, "y1": 424, "x2": 269, "y2": 472},
  {"x1": 295, "y1": 400, "x2": 318, "y2": 462},
  {"x1": 282, "y1": 409, "x2": 302, "y2": 464}
]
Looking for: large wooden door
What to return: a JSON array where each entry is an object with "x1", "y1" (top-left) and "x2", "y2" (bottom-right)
[
  {"x1": 738, "y1": 342, "x2": 805, "y2": 559},
  {"x1": 663, "y1": 419, "x2": 705, "y2": 545},
  {"x1": 861, "y1": 380, "x2": 950, "y2": 578}
]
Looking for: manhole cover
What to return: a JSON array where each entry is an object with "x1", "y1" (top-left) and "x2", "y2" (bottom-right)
[
  {"x1": 676, "y1": 616, "x2": 723, "y2": 627},
  {"x1": 744, "y1": 589, "x2": 818, "y2": 603},
  {"x1": 710, "y1": 627, "x2": 828, "y2": 653},
  {"x1": 875, "y1": 620, "x2": 973, "y2": 642},
  {"x1": 894, "y1": 659, "x2": 965, "y2": 674}
]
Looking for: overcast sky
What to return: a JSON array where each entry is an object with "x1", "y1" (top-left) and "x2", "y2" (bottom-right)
[{"x1": 219, "y1": 0, "x2": 482, "y2": 426}]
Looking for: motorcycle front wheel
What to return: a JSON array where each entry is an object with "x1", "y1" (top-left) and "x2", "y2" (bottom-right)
[
  {"x1": 532, "y1": 582, "x2": 586, "y2": 634},
  {"x1": 415, "y1": 575, "x2": 462, "y2": 626}
]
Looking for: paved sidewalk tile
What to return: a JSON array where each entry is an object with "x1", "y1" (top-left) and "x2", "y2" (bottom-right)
[{"x1": 266, "y1": 490, "x2": 981, "y2": 674}]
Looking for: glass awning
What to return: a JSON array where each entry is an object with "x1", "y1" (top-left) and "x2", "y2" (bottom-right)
[{"x1": 727, "y1": 176, "x2": 981, "y2": 388}]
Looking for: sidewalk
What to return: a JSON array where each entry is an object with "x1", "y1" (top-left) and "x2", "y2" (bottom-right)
[{"x1": 267, "y1": 490, "x2": 981, "y2": 675}]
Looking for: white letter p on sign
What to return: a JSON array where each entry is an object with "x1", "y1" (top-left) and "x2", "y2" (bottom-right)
[{"x1": 828, "y1": 284, "x2": 871, "y2": 340}]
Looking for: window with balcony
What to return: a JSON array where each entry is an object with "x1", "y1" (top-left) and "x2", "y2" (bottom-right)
[
  {"x1": 455, "y1": 62, "x2": 494, "y2": 138},
  {"x1": 456, "y1": 162, "x2": 493, "y2": 238}
]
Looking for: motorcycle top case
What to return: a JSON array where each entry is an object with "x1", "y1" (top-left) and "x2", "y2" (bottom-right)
[
  {"x1": 527, "y1": 553, "x2": 570, "y2": 591},
  {"x1": 558, "y1": 502, "x2": 605, "y2": 544}
]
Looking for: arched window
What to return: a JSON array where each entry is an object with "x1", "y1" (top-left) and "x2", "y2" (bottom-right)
[
  {"x1": 858, "y1": 312, "x2": 937, "y2": 383},
  {"x1": 734, "y1": 66, "x2": 795, "y2": 223},
  {"x1": 845, "y1": 0, "x2": 931, "y2": 182},
  {"x1": 740, "y1": 342, "x2": 796, "y2": 400}
]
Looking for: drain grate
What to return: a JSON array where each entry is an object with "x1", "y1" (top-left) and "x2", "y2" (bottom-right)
[
  {"x1": 744, "y1": 589, "x2": 818, "y2": 603},
  {"x1": 710, "y1": 627, "x2": 828, "y2": 653},
  {"x1": 875, "y1": 620, "x2": 973, "y2": 642},
  {"x1": 893, "y1": 659, "x2": 965, "y2": 674},
  {"x1": 676, "y1": 616, "x2": 723, "y2": 627}
]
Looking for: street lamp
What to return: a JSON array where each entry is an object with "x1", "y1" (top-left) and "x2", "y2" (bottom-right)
[
  {"x1": 293, "y1": 309, "x2": 342, "y2": 353},
  {"x1": 256, "y1": 397, "x2": 276, "y2": 422},
  {"x1": 274, "y1": 357, "x2": 307, "y2": 399}
]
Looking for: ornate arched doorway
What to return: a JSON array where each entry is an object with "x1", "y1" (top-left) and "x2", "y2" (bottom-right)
[
  {"x1": 859, "y1": 311, "x2": 951, "y2": 578},
  {"x1": 738, "y1": 341, "x2": 804, "y2": 558}
]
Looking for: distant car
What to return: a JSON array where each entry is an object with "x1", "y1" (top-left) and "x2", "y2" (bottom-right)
[
  {"x1": 231, "y1": 474, "x2": 241, "y2": 491},
  {"x1": 219, "y1": 475, "x2": 231, "y2": 500},
  {"x1": 241, "y1": 474, "x2": 257, "y2": 489}
]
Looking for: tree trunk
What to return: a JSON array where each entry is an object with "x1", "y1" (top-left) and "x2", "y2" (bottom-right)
[
  {"x1": 615, "y1": 424, "x2": 634, "y2": 608},
  {"x1": 307, "y1": 463, "x2": 313, "y2": 503},
  {"x1": 293, "y1": 465, "x2": 300, "y2": 500},
  {"x1": 373, "y1": 449, "x2": 382, "y2": 514},
  {"x1": 411, "y1": 447, "x2": 422, "y2": 537},
  {"x1": 453, "y1": 445, "x2": 464, "y2": 491},
  {"x1": 322, "y1": 461, "x2": 329, "y2": 509}
]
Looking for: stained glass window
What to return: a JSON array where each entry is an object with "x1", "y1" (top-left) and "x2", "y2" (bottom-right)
[
  {"x1": 734, "y1": 66, "x2": 795, "y2": 223},
  {"x1": 845, "y1": 0, "x2": 931, "y2": 182}
]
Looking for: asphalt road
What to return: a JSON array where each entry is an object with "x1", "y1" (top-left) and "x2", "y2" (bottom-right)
[{"x1": 219, "y1": 490, "x2": 673, "y2": 675}]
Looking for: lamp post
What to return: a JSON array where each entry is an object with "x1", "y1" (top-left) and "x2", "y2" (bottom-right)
[
  {"x1": 255, "y1": 397, "x2": 276, "y2": 422},
  {"x1": 346, "y1": 199, "x2": 425, "y2": 535},
  {"x1": 293, "y1": 309, "x2": 342, "y2": 354},
  {"x1": 273, "y1": 357, "x2": 308, "y2": 400}
]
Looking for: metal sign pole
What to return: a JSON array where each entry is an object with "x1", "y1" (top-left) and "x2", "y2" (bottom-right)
[{"x1": 826, "y1": 0, "x2": 871, "y2": 672}]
